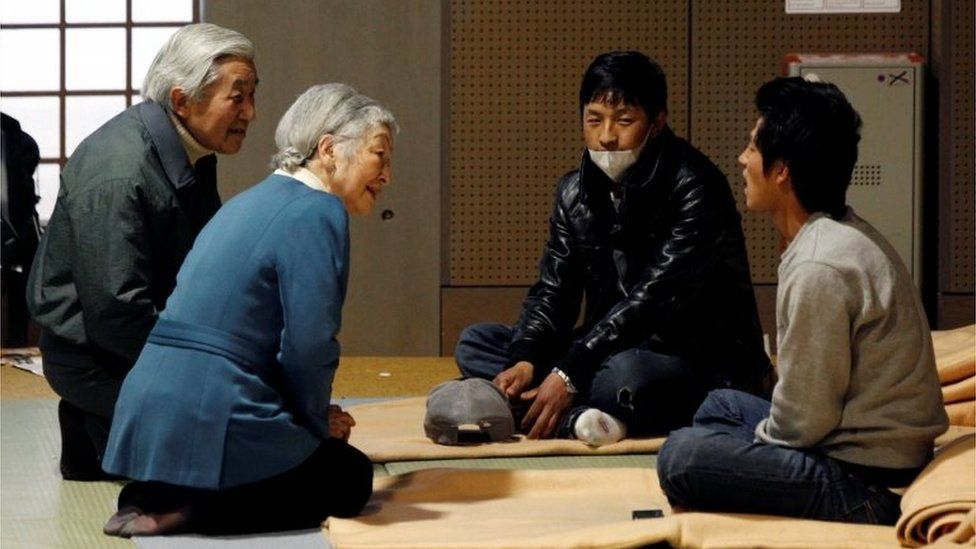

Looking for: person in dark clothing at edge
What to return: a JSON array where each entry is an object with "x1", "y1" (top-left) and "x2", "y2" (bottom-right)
[
  {"x1": 455, "y1": 51, "x2": 771, "y2": 445},
  {"x1": 26, "y1": 23, "x2": 258, "y2": 481},
  {"x1": 1, "y1": 113, "x2": 41, "y2": 347}
]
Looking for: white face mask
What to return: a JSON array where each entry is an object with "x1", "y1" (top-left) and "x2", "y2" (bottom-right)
[
  {"x1": 587, "y1": 148, "x2": 640, "y2": 182},
  {"x1": 586, "y1": 130, "x2": 651, "y2": 182}
]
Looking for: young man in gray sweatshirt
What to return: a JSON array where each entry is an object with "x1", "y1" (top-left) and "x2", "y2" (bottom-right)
[{"x1": 656, "y1": 77, "x2": 948, "y2": 525}]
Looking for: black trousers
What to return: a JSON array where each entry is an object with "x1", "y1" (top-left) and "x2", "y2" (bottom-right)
[
  {"x1": 40, "y1": 330, "x2": 131, "y2": 478},
  {"x1": 455, "y1": 322, "x2": 709, "y2": 437},
  {"x1": 117, "y1": 438, "x2": 374, "y2": 535},
  {"x1": 1, "y1": 267, "x2": 31, "y2": 346}
]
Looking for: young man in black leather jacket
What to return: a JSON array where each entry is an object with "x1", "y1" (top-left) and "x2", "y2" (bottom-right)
[{"x1": 456, "y1": 51, "x2": 770, "y2": 444}]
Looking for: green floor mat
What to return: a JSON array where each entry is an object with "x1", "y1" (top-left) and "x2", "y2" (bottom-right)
[
  {"x1": 384, "y1": 453, "x2": 657, "y2": 475},
  {"x1": 2, "y1": 398, "x2": 658, "y2": 547},
  {"x1": 1, "y1": 399, "x2": 131, "y2": 548}
]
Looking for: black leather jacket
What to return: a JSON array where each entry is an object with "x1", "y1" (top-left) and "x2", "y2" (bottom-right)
[{"x1": 509, "y1": 126, "x2": 770, "y2": 394}]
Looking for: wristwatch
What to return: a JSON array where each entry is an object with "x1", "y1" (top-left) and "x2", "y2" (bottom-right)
[{"x1": 551, "y1": 367, "x2": 578, "y2": 394}]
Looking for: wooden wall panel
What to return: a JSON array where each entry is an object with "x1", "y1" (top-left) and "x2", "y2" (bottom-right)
[
  {"x1": 205, "y1": 0, "x2": 442, "y2": 354},
  {"x1": 440, "y1": 287, "x2": 530, "y2": 356}
]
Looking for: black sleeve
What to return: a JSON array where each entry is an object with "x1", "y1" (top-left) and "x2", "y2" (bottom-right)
[
  {"x1": 557, "y1": 170, "x2": 737, "y2": 389},
  {"x1": 508, "y1": 174, "x2": 585, "y2": 374}
]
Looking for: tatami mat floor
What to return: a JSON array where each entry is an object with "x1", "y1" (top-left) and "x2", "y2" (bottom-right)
[
  {"x1": 2, "y1": 398, "x2": 129, "y2": 548},
  {"x1": 0, "y1": 356, "x2": 463, "y2": 402},
  {"x1": 1, "y1": 359, "x2": 658, "y2": 548}
]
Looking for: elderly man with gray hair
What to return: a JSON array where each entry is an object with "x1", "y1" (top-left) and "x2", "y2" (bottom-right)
[{"x1": 27, "y1": 23, "x2": 257, "y2": 481}]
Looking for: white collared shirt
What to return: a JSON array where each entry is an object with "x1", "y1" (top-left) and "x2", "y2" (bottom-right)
[{"x1": 274, "y1": 167, "x2": 327, "y2": 193}]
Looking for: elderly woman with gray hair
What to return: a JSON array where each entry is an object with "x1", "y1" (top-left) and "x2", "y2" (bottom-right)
[{"x1": 101, "y1": 83, "x2": 397, "y2": 537}]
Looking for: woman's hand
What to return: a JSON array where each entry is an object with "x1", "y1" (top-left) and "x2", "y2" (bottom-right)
[{"x1": 328, "y1": 404, "x2": 356, "y2": 441}]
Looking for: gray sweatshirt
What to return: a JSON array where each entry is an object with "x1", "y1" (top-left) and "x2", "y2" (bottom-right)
[{"x1": 756, "y1": 208, "x2": 948, "y2": 469}]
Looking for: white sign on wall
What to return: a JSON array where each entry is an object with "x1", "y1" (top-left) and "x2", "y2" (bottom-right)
[{"x1": 786, "y1": 0, "x2": 900, "y2": 13}]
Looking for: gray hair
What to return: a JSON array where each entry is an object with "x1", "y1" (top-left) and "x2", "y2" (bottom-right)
[
  {"x1": 272, "y1": 83, "x2": 399, "y2": 172},
  {"x1": 142, "y1": 23, "x2": 254, "y2": 108}
]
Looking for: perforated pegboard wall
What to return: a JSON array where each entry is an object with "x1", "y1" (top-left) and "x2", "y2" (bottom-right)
[
  {"x1": 449, "y1": 0, "x2": 688, "y2": 285},
  {"x1": 447, "y1": 1, "x2": 969, "y2": 289},
  {"x1": 691, "y1": 0, "x2": 930, "y2": 282},
  {"x1": 946, "y1": 0, "x2": 974, "y2": 291}
]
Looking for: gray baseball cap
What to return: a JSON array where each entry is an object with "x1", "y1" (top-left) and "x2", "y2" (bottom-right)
[{"x1": 424, "y1": 378, "x2": 516, "y2": 445}]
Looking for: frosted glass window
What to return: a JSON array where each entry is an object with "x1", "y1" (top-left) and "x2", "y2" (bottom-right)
[
  {"x1": 65, "y1": 0, "x2": 125, "y2": 23},
  {"x1": 0, "y1": 0, "x2": 59, "y2": 23},
  {"x1": 133, "y1": 95, "x2": 143, "y2": 105},
  {"x1": 66, "y1": 29, "x2": 126, "y2": 91},
  {"x1": 132, "y1": 27, "x2": 179, "y2": 90},
  {"x1": 66, "y1": 96, "x2": 126, "y2": 156},
  {"x1": 0, "y1": 97, "x2": 61, "y2": 159},
  {"x1": 36, "y1": 163, "x2": 60, "y2": 225},
  {"x1": 132, "y1": 0, "x2": 193, "y2": 22},
  {"x1": 0, "y1": 30, "x2": 60, "y2": 91}
]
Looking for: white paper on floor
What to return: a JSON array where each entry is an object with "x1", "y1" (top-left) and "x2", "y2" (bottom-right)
[{"x1": 1, "y1": 352, "x2": 44, "y2": 376}]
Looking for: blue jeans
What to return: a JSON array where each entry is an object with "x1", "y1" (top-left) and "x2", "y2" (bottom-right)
[
  {"x1": 657, "y1": 389, "x2": 902, "y2": 525},
  {"x1": 455, "y1": 323, "x2": 707, "y2": 436}
]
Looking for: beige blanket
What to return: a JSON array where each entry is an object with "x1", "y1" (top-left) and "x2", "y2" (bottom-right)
[
  {"x1": 946, "y1": 403, "x2": 976, "y2": 428},
  {"x1": 346, "y1": 397, "x2": 664, "y2": 462},
  {"x1": 943, "y1": 377, "x2": 976, "y2": 406},
  {"x1": 933, "y1": 326, "x2": 976, "y2": 385},
  {"x1": 917, "y1": 508, "x2": 975, "y2": 547},
  {"x1": 897, "y1": 434, "x2": 976, "y2": 547},
  {"x1": 932, "y1": 325, "x2": 976, "y2": 427},
  {"x1": 325, "y1": 467, "x2": 898, "y2": 549}
]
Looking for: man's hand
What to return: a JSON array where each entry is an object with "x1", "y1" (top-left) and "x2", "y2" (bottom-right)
[
  {"x1": 328, "y1": 404, "x2": 355, "y2": 441},
  {"x1": 493, "y1": 361, "x2": 534, "y2": 399},
  {"x1": 521, "y1": 372, "x2": 574, "y2": 439}
]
